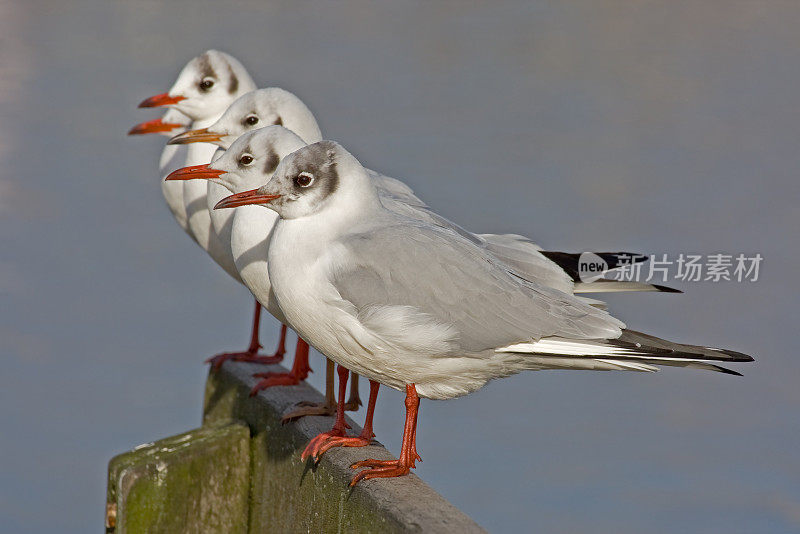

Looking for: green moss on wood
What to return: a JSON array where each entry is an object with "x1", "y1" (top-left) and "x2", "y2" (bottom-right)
[{"x1": 107, "y1": 424, "x2": 250, "y2": 534}]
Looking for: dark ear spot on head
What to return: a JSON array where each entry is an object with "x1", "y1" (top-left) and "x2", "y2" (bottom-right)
[
  {"x1": 320, "y1": 157, "x2": 339, "y2": 199},
  {"x1": 197, "y1": 53, "x2": 216, "y2": 80},
  {"x1": 264, "y1": 149, "x2": 280, "y2": 174},
  {"x1": 227, "y1": 62, "x2": 238, "y2": 94},
  {"x1": 272, "y1": 116, "x2": 283, "y2": 126}
]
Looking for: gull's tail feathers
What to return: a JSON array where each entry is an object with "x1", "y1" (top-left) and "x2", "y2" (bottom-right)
[
  {"x1": 497, "y1": 329, "x2": 753, "y2": 375},
  {"x1": 574, "y1": 280, "x2": 682, "y2": 293}
]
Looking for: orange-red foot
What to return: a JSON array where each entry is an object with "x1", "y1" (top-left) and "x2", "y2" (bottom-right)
[
  {"x1": 313, "y1": 434, "x2": 374, "y2": 462},
  {"x1": 207, "y1": 313, "x2": 287, "y2": 371},
  {"x1": 206, "y1": 349, "x2": 283, "y2": 372},
  {"x1": 350, "y1": 450, "x2": 421, "y2": 470},
  {"x1": 281, "y1": 401, "x2": 337, "y2": 423},
  {"x1": 248, "y1": 338, "x2": 311, "y2": 396},
  {"x1": 301, "y1": 379, "x2": 381, "y2": 462},
  {"x1": 301, "y1": 425, "x2": 351, "y2": 462},
  {"x1": 349, "y1": 457, "x2": 419, "y2": 485},
  {"x1": 249, "y1": 370, "x2": 303, "y2": 395}
]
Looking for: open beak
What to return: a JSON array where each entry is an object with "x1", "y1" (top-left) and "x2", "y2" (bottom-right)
[
  {"x1": 168, "y1": 127, "x2": 223, "y2": 145},
  {"x1": 165, "y1": 164, "x2": 225, "y2": 181},
  {"x1": 128, "y1": 118, "x2": 184, "y2": 135},
  {"x1": 138, "y1": 93, "x2": 186, "y2": 108},
  {"x1": 214, "y1": 189, "x2": 281, "y2": 210}
]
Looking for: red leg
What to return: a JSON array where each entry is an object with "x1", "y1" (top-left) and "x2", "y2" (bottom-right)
[
  {"x1": 207, "y1": 300, "x2": 287, "y2": 370},
  {"x1": 249, "y1": 338, "x2": 311, "y2": 396},
  {"x1": 350, "y1": 383, "x2": 420, "y2": 485}
]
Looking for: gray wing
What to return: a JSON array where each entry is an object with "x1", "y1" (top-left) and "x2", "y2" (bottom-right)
[
  {"x1": 367, "y1": 170, "x2": 575, "y2": 292},
  {"x1": 367, "y1": 169, "x2": 428, "y2": 208},
  {"x1": 331, "y1": 221, "x2": 624, "y2": 355},
  {"x1": 478, "y1": 233, "x2": 574, "y2": 293}
]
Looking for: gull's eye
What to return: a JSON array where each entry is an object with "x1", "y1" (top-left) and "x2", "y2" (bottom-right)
[
  {"x1": 244, "y1": 115, "x2": 259, "y2": 126},
  {"x1": 199, "y1": 77, "x2": 215, "y2": 91},
  {"x1": 238, "y1": 154, "x2": 254, "y2": 166},
  {"x1": 294, "y1": 172, "x2": 314, "y2": 188}
]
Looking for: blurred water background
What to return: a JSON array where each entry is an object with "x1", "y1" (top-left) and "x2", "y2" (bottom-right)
[{"x1": 1, "y1": 1, "x2": 798, "y2": 532}]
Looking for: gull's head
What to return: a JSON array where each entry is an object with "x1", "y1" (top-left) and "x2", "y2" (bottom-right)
[
  {"x1": 214, "y1": 140, "x2": 378, "y2": 220},
  {"x1": 128, "y1": 108, "x2": 190, "y2": 136},
  {"x1": 138, "y1": 50, "x2": 256, "y2": 121},
  {"x1": 166, "y1": 126, "x2": 307, "y2": 194},
  {"x1": 168, "y1": 87, "x2": 322, "y2": 149}
]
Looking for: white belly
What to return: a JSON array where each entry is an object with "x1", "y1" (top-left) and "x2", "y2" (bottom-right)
[{"x1": 181, "y1": 136, "x2": 241, "y2": 283}]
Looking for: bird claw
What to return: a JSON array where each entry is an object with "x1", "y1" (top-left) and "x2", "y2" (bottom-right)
[
  {"x1": 206, "y1": 349, "x2": 283, "y2": 372},
  {"x1": 349, "y1": 461, "x2": 413, "y2": 486},
  {"x1": 300, "y1": 427, "x2": 350, "y2": 463},
  {"x1": 350, "y1": 448, "x2": 420, "y2": 472},
  {"x1": 248, "y1": 372, "x2": 302, "y2": 396},
  {"x1": 280, "y1": 402, "x2": 336, "y2": 424},
  {"x1": 318, "y1": 435, "x2": 373, "y2": 459}
]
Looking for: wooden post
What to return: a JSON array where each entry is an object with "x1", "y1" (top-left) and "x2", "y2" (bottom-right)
[{"x1": 106, "y1": 361, "x2": 485, "y2": 533}]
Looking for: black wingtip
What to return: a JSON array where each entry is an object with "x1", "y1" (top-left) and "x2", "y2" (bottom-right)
[
  {"x1": 711, "y1": 348, "x2": 755, "y2": 363},
  {"x1": 539, "y1": 251, "x2": 651, "y2": 282},
  {"x1": 596, "y1": 252, "x2": 650, "y2": 270},
  {"x1": 710, "y1": 365, "x2": 744, "y2": 376},
  {"x1": 652, "y1": 284, "x2": 683, "y2": 294}
]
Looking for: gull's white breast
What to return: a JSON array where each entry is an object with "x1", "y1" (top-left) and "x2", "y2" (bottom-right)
[{"x1": 230, "y1": 205, "x2": 284, "y2": 322}]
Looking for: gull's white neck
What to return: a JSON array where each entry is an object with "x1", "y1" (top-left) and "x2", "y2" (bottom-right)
[
  {"x1": 182, "y1": 111, "x2": 241, "y2": 282},
  {"x1": 184, "y1": 114, "x2": 221, "y2": 167},
  {"x1": 270, "y1": 182, "x2": 386, "y2": 276},
  {"x1": 230, "y1": 205, "x2": 282, "y2": 320}
]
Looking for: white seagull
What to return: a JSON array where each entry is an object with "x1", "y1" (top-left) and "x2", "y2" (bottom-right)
[
  {"x1": 135, "y1": 50, "x2": 294, "y2": 368},
  {"x1": 170, "y1": 87, "x2": 678, "y2": 297},
  {"x1": 215, "y1": 140, "x2": 754, "y2": 485},
  {"x1": 169, "y1": 87, "x2": 681, "y2": 439}
]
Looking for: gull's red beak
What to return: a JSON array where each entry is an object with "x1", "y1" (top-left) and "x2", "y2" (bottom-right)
[
  {"x1": 138, "y1": 93, "x2": 186, "y2": 108},
  {"x1": 168, "y1": 127, "x2": 223, "y2": 145},
  {"x1": 128, "y1": 118, "x2": 184, "y2": 135},
  {"x1": 214, "y1": 189, "x2": 281, "y2": 210},
  {"x1": 165, "y1": 164, "x2": 225, "y2": 181}
]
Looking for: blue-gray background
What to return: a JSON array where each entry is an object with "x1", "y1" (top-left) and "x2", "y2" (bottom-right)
[{"x1": 1, "y1": 2, "x2": 797, "y2": 532}]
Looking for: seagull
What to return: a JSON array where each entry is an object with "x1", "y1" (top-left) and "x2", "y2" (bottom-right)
[
  {"x1": 166, "y1": 124, "x2": 362, "y2": 417},
  {"x1": 169, "y1": 87, "x2": 678, "y2": 296},
  {"x1": 171, "y1": 87, "x2": 681, "y2": 447},
  {"x1": 215, "y1": 140, "x2": 754, "y2": 485},
  {"x1": 128, "y1": 108, "x2": 195, "y2": 236},
  {"x1": 135, "y1": 50, "x2": 290, "y2": 369}
]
